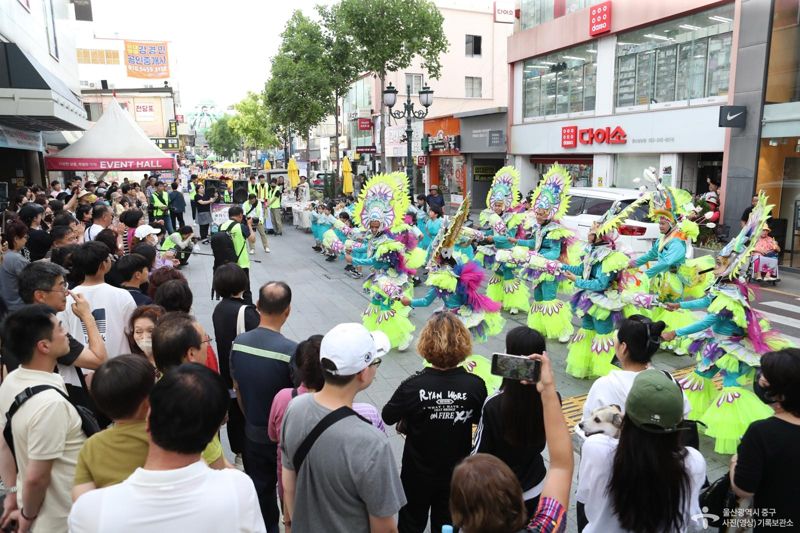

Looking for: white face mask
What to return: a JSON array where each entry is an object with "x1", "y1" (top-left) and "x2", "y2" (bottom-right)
[{"x1": 135, "y1": 337, "x2": 153, "y2": 357}]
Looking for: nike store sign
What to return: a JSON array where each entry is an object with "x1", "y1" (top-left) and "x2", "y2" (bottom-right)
[{"x1": 719, "y1": 106, "x2": 747, "y2": 128}]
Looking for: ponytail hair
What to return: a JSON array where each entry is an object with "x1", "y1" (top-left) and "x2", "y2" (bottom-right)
[{"x1": 617, "y1": 315, "x2": 665, "y2": 364}]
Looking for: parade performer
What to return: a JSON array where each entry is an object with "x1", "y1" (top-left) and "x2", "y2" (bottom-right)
[
  {"x1": 560, "y1": 198, "x2": 649, "y2": 379},
  {"x1": 476, "y1": 166, "x2": 528, "y2": 314},
  {"x1": 346, "y1": 173, "x2": 416, "y2": 351},
  {"x1": 517, "y1": 163, "x2": 576, "y2": 342},
  {"x1": 401, "y1": 195, "x2": 505, "y2": 343},
  {"x1": 631, "y1": 168, "x2": 714, "y2": 353},
  {"x1": 661, "y1": 193, "x2": 792, "y2": 454}
]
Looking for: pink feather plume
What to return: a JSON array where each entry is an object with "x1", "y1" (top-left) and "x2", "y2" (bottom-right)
[{"x1": 460, "y1": 262, "x2": 501, "y2": 313}]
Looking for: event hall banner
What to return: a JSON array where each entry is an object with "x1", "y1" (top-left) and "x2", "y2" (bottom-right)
[{"x1": 124, "y1": 41, "x2": 170, "y2": 79}]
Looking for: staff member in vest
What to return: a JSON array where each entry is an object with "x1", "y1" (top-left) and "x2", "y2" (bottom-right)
[
  {"x1": 188, "y1": 175, "x2": 199, "y2": 221},
  {"x1": 149, "y1": 181, "x2": 174, "y2": 235},
  {"x1": 248, "y1": 176, "x2": 258, "y2": 199},
  {"x1": 220, "y1": 206, "x2": 252, "y2": 304},
  {"x1": 161, "y1": 226, "x2": 195, "y2": 266},
  {"x1": 243, "y1": 193, "x2": 270, "y2": 254},
  {"x1": 267, "y1": 179, "x2": 283, "y2": 236}
]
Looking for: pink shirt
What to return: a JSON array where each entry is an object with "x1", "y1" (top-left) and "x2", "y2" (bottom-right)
[
  {"x1": 754, "y1": 236, "x2": 779, "y2": 255},
  {"x1": 268, "y1": 384, "x2": 385, "y2": 500}
]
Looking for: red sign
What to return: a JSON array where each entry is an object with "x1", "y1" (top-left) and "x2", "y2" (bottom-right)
[
  {"x1": 357, "y1": 118, "x2": 372, "y2": 131},
  {"x1": 561, "y1": 125, "x2": 627, "y2": 148},
  {"x1": 175, "y1": 114, "x2": 185, "y2": 123},
  {"x1": 589, "y1": 1, "x2": 612, "y2": 36},
  {"x1": 561, "y1": 126, "x2": 578, "y2": 148},
  {"x1": 45, "y1": 157, "x2": 176, "y2": 171},
  {"x1": 355, "y1": 145, "x2": 376, "y2": 154},
  {"x1": 417, "y1": 156, "x2": 427, "y2": 166}
]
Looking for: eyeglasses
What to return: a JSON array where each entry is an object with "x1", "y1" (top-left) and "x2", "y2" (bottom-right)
[
  {"x1": 42, "y1": 281, "x2": 69, "y2": 293},
  {"x1": 201, "y1": 337, "x2": 214, "y2": 346},
  {"x1": 369, "y1": 358, "x2": 382, "y2": 368}
]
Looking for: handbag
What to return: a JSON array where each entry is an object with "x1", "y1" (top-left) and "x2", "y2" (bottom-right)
[{"x1": 699, "y1": 472, "x2": 737, "y2": 529}]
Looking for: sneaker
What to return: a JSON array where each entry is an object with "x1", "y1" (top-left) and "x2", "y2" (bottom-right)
[
  {"x1": 398, "y1": 338, "x2": 411, "y2": 352},
  {"x1": 509, "y1": 308, "x2": 519, "y2": 315},
  {"x1": 346, "y1": 269, "x2": 361, "y2": 279},
  {"x1": 264, "y1": 247, "x2": 270, "y2": 253},
  {"x1": 764, "y1": 275, "x2": 777, "y2": 281},
  {"x1": 249, "y1": 248, "x2": 255, "y2": 254},
  {"x1": 312, "y1": 245, "x2": 321, "y2": 251},
  {"x1": 344, "y1": 264, "x2": 355, "y2": 272},
  {"x1": 558, "y1": 333, "x2": 571, "y2": 343},
  {"x1": 326, "y1": 255, "x2": 337, "y2": 262}
]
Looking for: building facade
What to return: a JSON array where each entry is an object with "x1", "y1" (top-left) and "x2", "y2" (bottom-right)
[
  {"x1": 508, "y1": 0, "x2": 735, "y2": 204},
  {"x1": 0, "y1": 0, "x2": 89, "y2": 189}
]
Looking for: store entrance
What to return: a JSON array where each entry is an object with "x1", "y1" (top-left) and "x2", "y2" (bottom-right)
[{"x1": 695, "y1": 153, "x2": 724, "y2": 196}]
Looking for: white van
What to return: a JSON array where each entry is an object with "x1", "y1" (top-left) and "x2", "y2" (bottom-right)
[{"x1": 562, "y1": 187, "x2": 693, "y2": 259}]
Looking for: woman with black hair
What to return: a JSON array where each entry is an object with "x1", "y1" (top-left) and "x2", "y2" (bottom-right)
[
  {"x1": 732, "y1": 348, "x2": 800, "y2": 532},
  {"x1": 577, "y1": 369, "x2": 707, "y2": 533},
  {"x1": 0, "y1": 221, "x2": 29, "y2": 310},
  {"x1": 195, "y1": 184, "x2": 218, "y2": 242},
  {"x1": 582, "y1": 315, "x2": 690, "y2": 419},
  {"x1": 471, "y1": 326, "x2": 551, "y2": 518}
]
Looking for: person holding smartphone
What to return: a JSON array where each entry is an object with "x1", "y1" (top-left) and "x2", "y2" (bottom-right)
[{"x1": 472, "y1": 326, "x2": 552, "y2": 519}]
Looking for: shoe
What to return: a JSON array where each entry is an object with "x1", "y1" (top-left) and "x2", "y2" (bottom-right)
[
  {"x1": 558, "y1": 333, "x2": 571, "y2": 343},
  {"x1": 398, "y1": 338, "x2": 411, "y2": 352},
  {"x1": 346, "y1": 269, "x2": 361, "y2": 279},
  {"x1": 264, "y1": 247, "x2": 270, "y2": 253},
  {"x1": 312, "y1": 245, "x2": 321, "y2": 251},
  {"x1": 326, "y1": 255, "x2": 337, "y2": 262},
  {"x1": 509, "y1": 308, "x2": 519, "y2": 315},
  {"x1": 764, "y1": 275, "x2": 777, "y2": 281},
  {"x1": 249, "y1": 248, "x2": 255, "y2": 254},
  {"x1": 344, "y1": 264, "x2": 355, "y2": 272}
]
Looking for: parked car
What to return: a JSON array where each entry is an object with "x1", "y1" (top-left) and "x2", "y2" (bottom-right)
[{"x1": 562, "y1": 187, "x2": 693, "y2": 259}]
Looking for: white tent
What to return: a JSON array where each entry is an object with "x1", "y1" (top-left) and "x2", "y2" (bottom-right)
[{"x1": 45, "y1": 98, "x2": 174, "y2": 172}]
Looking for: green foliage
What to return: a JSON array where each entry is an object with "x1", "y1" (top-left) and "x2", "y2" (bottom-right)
[
  {"x1": 205, "y1": 116, "x2": 240, "y2": 159},
  {"x1": 317, "y1": 4, "x2": 362, "y2": 99},
  {"x1": 336, "y1": 0, "x2": 449, "y2": 79},
  {"x1": 230, "y1": 92, "x2": 277, "y2": 150},
  {"x1": 265, "y1": 10, "x2": 334, "y2": 137}
]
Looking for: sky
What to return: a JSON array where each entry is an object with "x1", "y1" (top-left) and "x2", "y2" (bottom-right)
[{"x1": 90, "y1": 0, "x2": 335, "y2": 111}]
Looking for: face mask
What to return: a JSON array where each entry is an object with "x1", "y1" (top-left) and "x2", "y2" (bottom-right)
[
  {"x1": 753, "y1": 370, "x2": 777, "y2": 404},
  {"x1": 136, "y1": 337, "x2": 153, "y2": 357}
]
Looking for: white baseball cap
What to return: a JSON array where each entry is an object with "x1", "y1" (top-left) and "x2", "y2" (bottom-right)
[
  {"x1": 134, "y1": 224, "x2": 162, "y2": 239},
  {"x1": 320, "y1": 323, "x2": 390, "y2": 376}
]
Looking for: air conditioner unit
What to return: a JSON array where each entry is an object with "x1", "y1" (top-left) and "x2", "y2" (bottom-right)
[{"x1": 89, "y1": 82, "x2": 96, "y2": 88}]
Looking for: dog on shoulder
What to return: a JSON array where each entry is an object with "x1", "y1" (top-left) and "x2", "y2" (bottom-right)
[{"x1": 579, "y1": 404, "x2": 623, "y2": 438}]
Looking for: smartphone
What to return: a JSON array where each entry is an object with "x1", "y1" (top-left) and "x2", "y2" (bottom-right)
[{"x1": 491, "y1": 353, "x2": 541, "y2": 382}]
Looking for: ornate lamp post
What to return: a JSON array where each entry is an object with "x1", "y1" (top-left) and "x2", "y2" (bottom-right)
[{"x1": 383, "y1": 82, "x2": 434, "y2": 196}]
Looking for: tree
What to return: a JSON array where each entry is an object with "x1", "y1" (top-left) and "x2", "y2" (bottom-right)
[
  {"x1": 265, "y1": 10, "x2": 334, "y2": 166},
  {"x1": 206, "y1": 116, "x2": 240, "y2": 160},
  {"x1": 318, "y1": 4, "x2": 363, "y2": 185},
  {"x1": 337, "y1": 0, "x2": 448, "y2": 170},
  {"x1": 230, "y1": 91, "x2": 278, "y2": 153}
]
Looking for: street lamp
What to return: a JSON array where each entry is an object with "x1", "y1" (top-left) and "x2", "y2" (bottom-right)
[{"x1": 383, "y1": 82, "x2": 433, "y2": 196}]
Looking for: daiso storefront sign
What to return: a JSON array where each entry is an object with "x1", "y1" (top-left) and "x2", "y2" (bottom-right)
[
  {"x1": 589, "y1": 1, "x2": 612, "y2": 36},
  {"x1": 561, "y1": 125, "x2": 626, "y2": 148}
]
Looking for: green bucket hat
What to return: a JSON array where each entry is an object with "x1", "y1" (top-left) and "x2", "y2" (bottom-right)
[{"x1": 625, "y1": 369, "x2": 685, "y2": 433}]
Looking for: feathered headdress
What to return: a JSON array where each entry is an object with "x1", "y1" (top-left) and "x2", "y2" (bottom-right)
[
  {"x1": 354, "y1": 173, "x2": 409, "y2": 232},
  {"x1": 637, "y1": 167, "x2": 692, "y2": 224},
  {"x1": 717, "y1": 192, "x2": 772, "y2": 280},
  {"x1": 591, "y1": 194, "x2": 651, "y2": 241},
  {"x1": 428, "y1": 194, "x2": 471, "y2": 268},
  {"x1": 486, "y1": 166, "x2": 521, "y2": 211},
  {"x1": 531, "y1": 163, "x2": 572, "y2": 221}
]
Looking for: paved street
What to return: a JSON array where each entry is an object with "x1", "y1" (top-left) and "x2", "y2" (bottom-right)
[{"x1": 180, "y1": 220, "x2": 800, "y2": 532}]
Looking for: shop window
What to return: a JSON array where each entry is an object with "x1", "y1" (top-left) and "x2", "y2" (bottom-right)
[
  {"x1": 614, "y1": 154, "x2": 660, "y2": 188},
  {"x1": 614, "y1": 4, "x2": 733, "y2": 107},
  {"x1": 766, "y1": 0, "x2": 800, "y2": 103},
  {"x1": 465, "y1": 77, "x2": 482, "y2": 98},
  {"x1": 523, "y1": 42, "x2": 597, "y2": 118},
  {"x1": 465, "y1": 35, "x2": 482, "y2": 57}
]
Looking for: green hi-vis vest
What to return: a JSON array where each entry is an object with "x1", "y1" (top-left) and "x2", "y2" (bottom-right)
[
  {"x1": 243, "y1": 200, "x2": 264, "y2": 222},
  {"x1": 223, "y1": 190, "x2": 231, "y2": 203},
  {"x1": 220, "y1": 220, "x2": 250, "y2": 269},
  {"x1": 151, "y1": 191, "x2": 169, "y2": 217},
  {"x1": 248, "y1": 183, "x2": 258, "y2": 197},
  {"x1": 161, "y1": 232, "x2": 180, "y2": 252},
  {"x1": 189, "y1": 183, "x2": 197, "y2": 201},
  {"x1": 257, "y1": 182, "x2": 268, "y2": 201},
  {"x1": 267, "y1": 186, "x2": 281, "y2": 209}
]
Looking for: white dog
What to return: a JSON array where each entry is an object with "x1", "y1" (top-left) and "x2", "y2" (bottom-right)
[{"x1": 579, "y1": 404, "x2": 623, "y2": 438}]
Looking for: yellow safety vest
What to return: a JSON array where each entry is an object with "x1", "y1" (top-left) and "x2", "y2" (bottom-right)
[
  {"x1": 248, "y1": 183, "x2": 258, "y2": 197},
  {"x1": 161, "y1": 232, "x2": 180, "y2": 252},
  {"x1": 189, "y1": 183, "x2": 197, "y2": 201},
  {"x1": 257, "y1": 182, "x2": 268, "y2": 201},
  {"x1": 243, "y1": 201, "x2": 264, "y2": 222},
  {"x1": 267, "y1": 186, "x2": 281, "y2": 209},
  {"x1": 151, "y1": 191, "x2": 169, "y2": 217},
  {"x1": 220, "y1": 220, "x2": 250, "y2": 269}
]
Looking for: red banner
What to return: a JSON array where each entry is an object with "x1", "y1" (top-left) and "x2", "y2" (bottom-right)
[
  {"x1": 45, "y1": 157, "x2": 175, "y2": 171},
  {"x1": 357, "y1": 118, "x2": 372, "y2": 131}
]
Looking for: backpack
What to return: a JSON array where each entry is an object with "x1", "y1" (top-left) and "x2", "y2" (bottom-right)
[{"x1": 210, "y1": 221, "x2": 242, "y2": 269}]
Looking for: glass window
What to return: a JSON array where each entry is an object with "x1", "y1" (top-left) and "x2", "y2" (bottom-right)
[
  {"x1": 523, "y1": 42, "x2": 597, "y2": 118},
  {"x1": 90, "y1": 49, "x2": 103, "y2": 64},
  {"x1": 43, "y1": 0, "x2": 58, "y2": 59},
  {"x1": 521, "y1": 0, "x2": 605, "y2": 30},
  {"x1": 466, "y1": 35, "x2": 482, "y2": 57},
  {"x1": 584, "y1": 198, "x2": 614, "y2": 215},
  {"x1": 466, "y1": 77, "x2": 482, "y2": 98},
  {"x1": 615, "y1": 154, "x2": 660, "y2": 188},
  {"x1": 405, "y1": 74, "x2": 423, "y2": 94},
  {"x1": 614, "y1": 4, "x2": 733, "y2": 106},
  {"x1": 105, "y1": 50, "x2": 120, "y2": 65},
  {"x1": 766, "y1": 0, "x2": 800, "y2": 104}
]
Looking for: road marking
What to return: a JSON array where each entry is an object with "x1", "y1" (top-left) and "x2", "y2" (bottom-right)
[
  {"x1": 759, "y1": 310, "x2": 800, "y2": 330},
  {"x1": 784, "y1": 334, "x2": 800, "y2": 346},
  {"x1": 760, "y1": 301, "x2": 800, "y2": 315}
]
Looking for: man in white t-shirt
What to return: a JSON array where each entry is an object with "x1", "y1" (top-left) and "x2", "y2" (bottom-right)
[
  {"x1": 60, "y1": 241, "x2": 136, "y2": 357},
  {"x1": 0, "y1": 305, "x2": 87, "y2": 533},
  {"x1": 69, "y1": 364, "x2": 266, "y2": 533},
  {"x1": 83, "y1": 205, "x2": 113, "y2": 242}
]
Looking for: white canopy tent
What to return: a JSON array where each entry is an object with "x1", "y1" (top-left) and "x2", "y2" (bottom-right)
[{"x1": 45, "y1": 98, "x2": 174, "y2": 172}]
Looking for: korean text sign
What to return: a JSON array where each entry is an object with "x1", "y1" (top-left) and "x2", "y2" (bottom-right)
[{"x1": 125, "y1": 41, "x2": 170, "y2": 79}]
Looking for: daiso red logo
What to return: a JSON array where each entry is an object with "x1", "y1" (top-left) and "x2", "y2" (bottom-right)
[
  {"x1": 561, "y1": 125, "x2": 627, "y2": 148},
  {"x1": 589, "y1": 1, "x2": 612, "y2": 36}
]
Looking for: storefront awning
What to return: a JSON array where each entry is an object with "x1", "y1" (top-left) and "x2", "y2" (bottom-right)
[{"x1": 0, "y1": 43, "x2": 89, "y2": 132}]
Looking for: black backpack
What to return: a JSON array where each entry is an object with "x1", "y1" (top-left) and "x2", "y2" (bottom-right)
[{"x1": 210, "y1": 221, "x2": 242, "y2": 269}]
